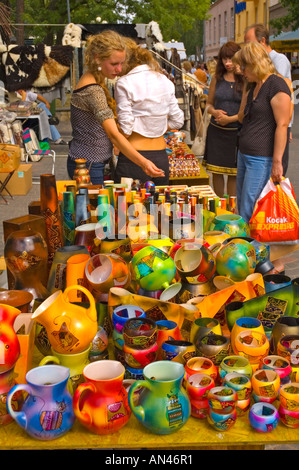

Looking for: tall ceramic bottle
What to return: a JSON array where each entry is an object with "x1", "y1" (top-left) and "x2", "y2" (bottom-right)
[
  {"x1": 62, "y1": 191, "x2": 75, "y2": 246},
  {"x1": 40, "y1": 174, "x2": 63, "y2": 271}
]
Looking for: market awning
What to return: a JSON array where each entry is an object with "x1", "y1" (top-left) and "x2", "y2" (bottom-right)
[{"x1": 270, "y1": 29, "x2": 299, "y2": 52}]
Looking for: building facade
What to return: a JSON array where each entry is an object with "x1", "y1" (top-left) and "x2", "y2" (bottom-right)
[{"x1": 204, "y1": 0, "x2": 235, "y2": 60}]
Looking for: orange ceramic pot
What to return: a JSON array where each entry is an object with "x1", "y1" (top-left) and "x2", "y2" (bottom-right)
[
  {"x1": 73, "y1": 360, "x2": 131, "y2": 434},
  {"x1": 31, "y1": 285, "x2": 97, "y2": 354},
  {"x1": 156, "y1": 320, "x2": 182, "y2": 360}
]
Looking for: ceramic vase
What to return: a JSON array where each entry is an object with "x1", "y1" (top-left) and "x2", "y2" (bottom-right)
[
  {"x1": 73, "y1": 360, "x2": 131, "y2": 434},
  {"x1": 128, "y1": 361, "x2": 191, "y2": 434},
  {"x1": 47, "y1": 245, "x2": 90, "y2": 294},
  {"x1": 40, "y1": 174, "x2": 63, "y2": 270},
  {"x1": 7, "y1": 365, "x2": 75, "y2": 440},
  {"x1": 65, "y1": 253, "x2": 91, "y2": 302},
  {"x1": 4, "y1": 230, "x2": 49, "y2": 300},
  {"x1": 73, "y1": 159, "x2": 91, "y2": 188},
  {"x1": 75, "y1": 193, "x2": 91, "y2": 227},
  {"x1": 62, "y1": 191, "x2": 75, "y2": 246}
]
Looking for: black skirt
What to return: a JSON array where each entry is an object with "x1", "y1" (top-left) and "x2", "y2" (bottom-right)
[
  {"x1": 114, "y1": 149, "x2": 170, "y2": 185},
  {"x1": 203, "y1": 122, "x2": 238, "y2": 175}
]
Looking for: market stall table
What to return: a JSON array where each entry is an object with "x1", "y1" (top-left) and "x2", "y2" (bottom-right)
[{"x1": 169, "y1": 162, "x2": 210, "y2": 186}]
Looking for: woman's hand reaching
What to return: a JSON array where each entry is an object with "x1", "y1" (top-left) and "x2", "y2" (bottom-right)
[{"x1": 142, "y1": 159, "x2": 165, "y2": 178}]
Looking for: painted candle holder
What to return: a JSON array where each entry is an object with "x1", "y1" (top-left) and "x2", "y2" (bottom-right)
[
  {"x1": 123, "y1": 318, "x2": 157, "y2": 350},
  {"x1": 0, "y1": 290, "x2": 33, "y2": 313},
  {"x1": 185, "y1": 356, "x2": 218, "y2": 383},
  {"x1": 156, "y1": 320, "x2": 182, "y2": 360},
  {"x1": 128, "y1": 361, "x2": 191, "y2": 434},
  {"x1": 219, "y1": 355, "x2": 253, "y2": 381},
  {"x1": 161, "y1": 340, "x2": 196, "y2": 365},
  {"x1": 195, "y1": 334, "x2": 231, "y2": 366},
  {"x1": 215, "y1": 239, "x2": 256, "y2": 282},
  {"x1": 186, "y1": 373, "x2": 215, "y2": 419},
  {"x1": 207, "y1": 386, "x2": 238, "y2": 410},
  {"x1": 209, "y1": 214, "x2": 250, "y2": 237},
  {"x1": 249, "y1": 402, "x2": 279, "y2": 433},
  {"x1": 123, "y1": 342, "x2": 158, "y2": 369},
  {"x1": 223, "y1": 372, "x2": 252, "y2": 416},
  {"x1": 230, "y1": 315, "x2": 265, "y2": 355},
  {"x1": 85, "y1": 253, "x2": 131, "y2": 302},
  {"x1": 207, "y1": 406, "x2": 237, "y2": 431},
  {"x1": 234, "y1": 330, "x2": 270, "y2": 371},
  {"x1": 277, "y1": 335, "x2": 299, "y2": 365},
  {"x1": 130, "y1": 245, "x2": 176, "y2": 293},
  {"x1": 174, "y1": 242, "x2": 216, "y2": 284},
  {"x1": 112, "y1": 305, "x2": 146, "y2": 333},
  {"x1": 190, "y1": 317, "x2": 222, "y2": 344},
  {"x1": 251, "y1": 369, "x2": 280, "y2": 403},
  {"x1": 262, "y1": 355, "x2": 292, "y2": 385},
  {"x1": 278, "y1": 404, "x2": 299, "y2": 428},
  {"x1": 74, "y1": 223, "x2": 97, "y2": 253},
  {"x1": 263, "y1": 274, "x2": 292, "y2": 294},
  {"x1": 270, "y1": 317, "x2": 299, "y2": 355},
  {"x1": 203, "y1": 231, "x2": 229, "y2": 246},
  {"x1": 279, "y1": 383, "x2": 299, "y2": 412}
]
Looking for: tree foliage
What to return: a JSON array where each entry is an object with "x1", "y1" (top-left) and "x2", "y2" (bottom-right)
[
  {"x1": 270, "y1": 0, "x2": 299, "y2": 34},
  {"x1": 8, "y1": 0, "x2": 210, "y2": 55}
]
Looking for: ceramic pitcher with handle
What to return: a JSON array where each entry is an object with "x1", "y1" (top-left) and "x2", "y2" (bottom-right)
[
  {"x1": 31, "y1": 285, "x2": 97, "y2": 354},
  {"x1": 128, "y1": 360, "x2": 190, "y2": 434}
]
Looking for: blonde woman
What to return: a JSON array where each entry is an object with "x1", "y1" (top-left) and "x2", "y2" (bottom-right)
[
  {"x1": 67, "y1": 30, "x2": 165, "y2": 185},
  {"x1": 236, "y1": 42, "x2": 291, "y2": 224},
  {"x1": 114, "y1": 41, "x2": 184, "y2": 185}
]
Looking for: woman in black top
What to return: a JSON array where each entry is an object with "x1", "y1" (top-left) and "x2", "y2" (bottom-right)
[
  {"x1": 236, "y1": 42, "x2": 291, "y2": 224},
  {"x1": 203, "y1": 41, "x2": 244, "y2": 197}
]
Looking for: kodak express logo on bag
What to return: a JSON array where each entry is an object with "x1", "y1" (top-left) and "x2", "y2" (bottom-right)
[{"x1": 249, "y1": 178, "x2": 299, "y2": 245}]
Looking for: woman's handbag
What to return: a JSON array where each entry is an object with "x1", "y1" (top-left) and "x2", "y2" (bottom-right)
[
  {"x1": 249, "y1": 178, "x2": 299, "y2": 245},
  {"x1": 191, "y1": 105, "x2": 211, "y2": 156}
]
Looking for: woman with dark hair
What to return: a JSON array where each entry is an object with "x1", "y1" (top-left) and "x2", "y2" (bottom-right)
[{"x1": 203, "y1": 41, "x2": 244, "y2": 197}]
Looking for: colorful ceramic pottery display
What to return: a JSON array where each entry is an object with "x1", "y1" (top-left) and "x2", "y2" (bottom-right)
[
  {"x1": 215, "y1": 239, "x2": 256, "y2": 282},
  {"x1": 128, "y1": 361, "x2": 191, "y2": 434},
  {"x1": 73, "y1": 360, "x2": 131, "y2": 435},
  {"x1": 31, "y1": 285, "x2": 97, "y2": 354},
  {"x1": 7, "y1": 365, "x2": 75, "y2": 440},
  {"x1": 130, "y1": 245, "x2": 176, "y2": 293}
]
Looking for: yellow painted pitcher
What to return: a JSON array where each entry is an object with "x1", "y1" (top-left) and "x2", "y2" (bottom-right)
[{"x1": 31, "y1": 285, "x2": 97, "y2": 354}]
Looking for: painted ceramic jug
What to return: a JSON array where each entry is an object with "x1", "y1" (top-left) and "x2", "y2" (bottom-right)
[
  {"x1": 128, "y1": 361, "x2": 191, "y2": 434},
  {"x1": 31, "y1": 285, "x2": 97, "y2": 354},
  {"x1": 6, "y1": 365, "x2": 75, "y2": 440},
  {"x1": 0, "y1": 304, "x2": 21, "y2": 373},
  {"x1": 73, "y1": 360, "x2": 131, "y2": 435},
  {"x1": 39, "y1": 344, "x2": 91, "y2": 395}
]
